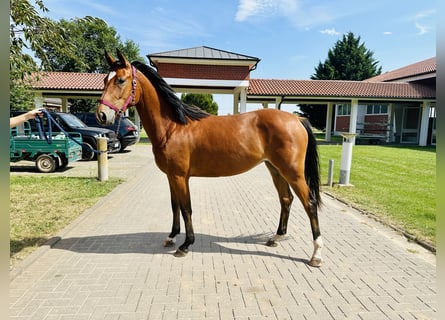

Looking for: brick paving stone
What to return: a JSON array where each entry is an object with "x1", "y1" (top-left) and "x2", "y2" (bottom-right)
[{"x1": 10, "y1": 144, "x2": 436, "y2": 319}]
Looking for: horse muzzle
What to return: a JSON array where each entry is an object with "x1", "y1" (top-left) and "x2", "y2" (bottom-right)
[{"x1": 96, "y1": 105, "x2": 116, "y2": 125}]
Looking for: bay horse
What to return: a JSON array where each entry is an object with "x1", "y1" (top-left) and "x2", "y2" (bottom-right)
[{"x1": 97, "y1": 49, "x2": 324, "y2": 267}]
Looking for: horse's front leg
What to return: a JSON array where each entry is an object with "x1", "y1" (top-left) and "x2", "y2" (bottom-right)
[
  {"x1": 168, "y1": 175, "x2": 195, "y2": 257},
  {"x1": 163, "y1": 184, "x2": 180, "y2": 248}
]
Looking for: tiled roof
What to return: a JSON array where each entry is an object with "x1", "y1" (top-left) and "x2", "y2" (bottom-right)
[
  {"x1": 365, "y1": 57, "x2": 436, "y2": 82},
  {"x1": 148, "y1": 46, "x2": 260, "y2": 61},
  {"x1": 248, "y1": 79, "x2": 435, "y2": 99},
  {"x1": 31, "y1": 72, "x2": 435, "y2": 100},
  {"x1": 31, "y1": 71, "x2": 106, "y2": 90}
]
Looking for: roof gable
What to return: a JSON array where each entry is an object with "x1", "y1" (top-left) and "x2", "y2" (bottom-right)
[
  {"x1": 148, "y1": 46, "x2": 260, "y2": 62},
  {"x1": 366, "y1": 57, "x2": 436, "y2": 83}
]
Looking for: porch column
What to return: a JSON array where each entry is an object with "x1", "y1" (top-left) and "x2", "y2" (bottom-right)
[
  {"x1": 275, "y1": 97, "x2": 282, "y2": 110},
  {"x1": 325, "y1": 102, "x2": 333, "y2": 142},
  {"x1": 262, "y1": 102, "x2": 269, "y2": 109},
  {"x1": 239, "y1": 87, "x2": 247, "y2": 113},
  {"x1": 419, "y1": 101, "x2": 431, "y2": 146},
  {"x1": 233, "y1": 90, "x2": 240, "y2": 114},
  {"x1": 61, "y1": 97, "x2": 68, "y2": 112},
  {"x1": 388, "y1": 103, "x2": 395, "y2": 142},
  {"x1": 349, "y1": 99, "x2": 358, "y2": 144}
]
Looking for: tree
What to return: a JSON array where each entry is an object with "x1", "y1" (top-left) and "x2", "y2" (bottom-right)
[
  {"x1": 10, "y1": 0, "x2": 79, "y2": 109},
  {"x1": 36, "y1": 17, "x2": 146, "y2": 112},
  {"x1": 311, "y1": 32, "x2": 382, "y2": 81},
  {"x1": 39, "y1": 17, "x2": 146, "y2": 73},
  {"x1": 299, "y1": 32, "x2": 382, "y2": 129},
  {"x1": 181, "y1": 93, "x2": 218, "y2": 115}
]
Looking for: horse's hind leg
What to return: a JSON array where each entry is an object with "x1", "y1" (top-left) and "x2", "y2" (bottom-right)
[
  {"x1": 265, "y1": 162, "x2": 294, "y2": 247},
  {"x1": 289, "y1": 177, "x2": 323, "y2": 267}
]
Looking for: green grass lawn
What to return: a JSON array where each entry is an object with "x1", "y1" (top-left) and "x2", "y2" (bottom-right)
[
  {"x1": 318, "y1": 144, "x2": 436, "y2": 246},
  {"x1": 10, "y1": 176, "x2": 122, "y2": 267}
]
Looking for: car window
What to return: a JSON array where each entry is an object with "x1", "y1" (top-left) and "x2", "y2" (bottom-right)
[{"x1": 57, "y1": 113, "x2": 87, "y2": 128}]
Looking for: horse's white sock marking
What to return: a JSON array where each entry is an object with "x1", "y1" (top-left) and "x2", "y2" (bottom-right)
[
  {"x1": 272, "y1": 234, "x2": 285, "y2": 242},
  {"x1": 310, "y1": 236, "x2": 323, "y2": 266}
]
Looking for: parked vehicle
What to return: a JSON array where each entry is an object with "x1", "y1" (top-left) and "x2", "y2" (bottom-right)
[
  {"x1": 10, "y1": 111, "x2": 120, "y2": 160},
  {"x1": 10, "y1": 121, "x2": 82, "y2": 172},
  {"x1": 75, "y1": 112, "x2": 140, "y2": 152}
]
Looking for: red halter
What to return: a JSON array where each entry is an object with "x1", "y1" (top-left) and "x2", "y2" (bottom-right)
[{"x1": 99, "y1": 65, "x2": 137, "y2": 114}]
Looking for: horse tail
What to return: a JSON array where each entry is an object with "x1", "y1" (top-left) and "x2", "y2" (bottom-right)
[{"x1": 300, "y1": 118, "x2": 322, "y2": 208}]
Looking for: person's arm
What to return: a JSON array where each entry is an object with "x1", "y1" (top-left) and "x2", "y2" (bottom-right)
[{"x1": 10, "y1": 109, "x2": 43, "y2": 128}]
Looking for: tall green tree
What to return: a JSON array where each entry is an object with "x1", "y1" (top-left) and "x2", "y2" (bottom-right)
[
  {"x1": 39, "y1": 17, "x2": 146, "y2": 73},
  {"x1": 311, "y1": 32, "x2": 382, "y2": 80},
  {"x1": 299, "y1": 32, "x2": 382, "y2": 129},
  {"x1": 10, "y1": 0, "x2": 83, "y2": 109},
  {"x1": 181, "y1": 93, "x2": 218, "y2": 115},
  {"x1": 35, "y1": 17, "x2": 146, "y2": 112}
]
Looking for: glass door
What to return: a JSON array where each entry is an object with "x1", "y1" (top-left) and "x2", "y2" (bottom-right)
[{"x1": 401, "y1": 107, "x2": 420, "y2": 144}]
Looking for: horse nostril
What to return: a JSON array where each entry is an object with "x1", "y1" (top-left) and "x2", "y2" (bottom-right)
[{"x1": 97, "y1": 112, "x2": 107, "y2": 124}]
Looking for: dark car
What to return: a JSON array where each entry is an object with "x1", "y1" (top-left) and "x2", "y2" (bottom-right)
[
  {"x1": 75, "y1": 112, "x2": 140, "y2": 152},
  {"x1": 11, "y1": 111, "x2": 121, "y2": 160}
]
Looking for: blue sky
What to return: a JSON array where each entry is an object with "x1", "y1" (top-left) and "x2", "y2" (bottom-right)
[{"x1": 42, "y1": 0, "x2": 436, "y2": 114}]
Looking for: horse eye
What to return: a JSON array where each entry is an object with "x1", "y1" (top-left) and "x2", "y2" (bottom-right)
[{"x1": 117, "y1": 78, "x2": 126, "y2": 85}]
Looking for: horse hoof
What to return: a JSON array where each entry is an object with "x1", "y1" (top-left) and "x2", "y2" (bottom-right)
[
  {"x1": 308, "y1": 257, "x2": 322, "y2": 267},
  {"x1": 266, "y1": 239, "x2": 278, "y2": 247},
  {"x1": 163, "y1": 240, "x2": 175, "y2": 248},
  {"x1": 173, "y1": 249, "x2": 187, "y2": 257}
]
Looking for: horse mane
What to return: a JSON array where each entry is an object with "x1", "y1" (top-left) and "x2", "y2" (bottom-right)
[{"x1": 131, "y1": 61, "x2": 210, "y2": 124}]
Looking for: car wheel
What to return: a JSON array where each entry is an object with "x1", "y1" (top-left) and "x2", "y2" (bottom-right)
[
  {"x1": 82, "y1": 142, "x2": 95, "y2": 161},
  {"x1": 36, "y1": 154, "x2": 58, "y2": 173}
]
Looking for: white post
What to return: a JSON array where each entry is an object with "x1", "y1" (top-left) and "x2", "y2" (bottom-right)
[
  {"x1": 419, "y1": 101, "x2": 430, "y2": 146},
  {"x1": 339, "y1": 133, "x2": 356, "y2": 186},
  {"x1": 349, "y1": 99, "x2": 358, "y2": 145}
]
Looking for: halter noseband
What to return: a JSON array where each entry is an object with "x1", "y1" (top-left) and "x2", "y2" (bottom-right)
[{"x1": 99, "y1": 65, "x2": 137, "y2": 114}]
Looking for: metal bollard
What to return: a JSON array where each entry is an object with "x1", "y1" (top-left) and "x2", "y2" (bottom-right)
[{"x1": 97, "y1": 137, "x2": 108, "y2": 181}]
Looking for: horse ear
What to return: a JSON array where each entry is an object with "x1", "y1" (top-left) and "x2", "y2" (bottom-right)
[
  {"x1": 105, "y1": 50, "x2": 115, "y2": 66},
  {"x1": 116, "y1": 48, "x2": 128, "y2": 65}
]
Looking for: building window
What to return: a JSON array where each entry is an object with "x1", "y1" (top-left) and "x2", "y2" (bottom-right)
[
  {"x1": 366, "y1": 104, "x2": 388, "y2": 115},
  {"x1": 337, "y1": 104, "x2": 351, "y2": 116}
]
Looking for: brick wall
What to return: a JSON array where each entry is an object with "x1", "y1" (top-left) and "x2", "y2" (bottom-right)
[
  {"x1": 364, "y1": 114, "x2": 389, "y2": 134},
  {"x1": 335, "y1": 116, "x2": 350, "y2": 132},
  {"x1": 156, "y1": 63, "x2": 251, "y2": 80}
]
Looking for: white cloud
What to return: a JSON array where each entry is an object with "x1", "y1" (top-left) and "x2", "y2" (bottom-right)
[
  {"x1": 320, "y1": 28, "x2": 339, "y2": 36},
  {"x1": 235, "y1": 0, "x2": 267, "y2": 21},
  {"x1": 415, "y1": 22, "x2": 429, "y2": 35},
  {"x1": 234, "y1": 0, "x2": 333, "y2": 29},
  {"x1": 383, "y1": 31, "x2": 392, "y2": 35},
  {"x1": 415, "y1": 9, "x2": 436, "y2": 20}
]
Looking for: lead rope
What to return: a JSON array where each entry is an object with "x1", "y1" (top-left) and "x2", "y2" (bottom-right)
[{"x1": 37, "y1": 109, "x2": 104, "y2": 154}]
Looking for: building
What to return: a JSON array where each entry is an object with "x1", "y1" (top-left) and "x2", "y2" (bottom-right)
[{"x1": 29, "y1": 47, "x2": 436, "y2": 146}]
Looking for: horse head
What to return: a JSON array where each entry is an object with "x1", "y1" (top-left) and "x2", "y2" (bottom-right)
[{"x1": 97, "y1": 48, "x2": 138, "y2": 125}]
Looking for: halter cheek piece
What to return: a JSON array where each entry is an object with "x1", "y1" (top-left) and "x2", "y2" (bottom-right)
[{"x1": 99, "y1": 65, "x2": 137, "y2": 114}]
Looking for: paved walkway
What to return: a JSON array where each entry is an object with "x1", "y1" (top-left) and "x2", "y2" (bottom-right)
[{"x1": 10, "y1": 144, "x2": 436, "y2": 319}]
